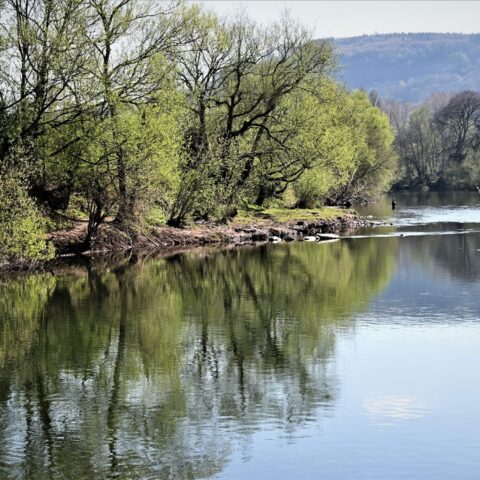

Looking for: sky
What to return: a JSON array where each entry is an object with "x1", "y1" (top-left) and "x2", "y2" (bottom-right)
[{"x1": 195, "y1": 1, "x2": 480, "y2": 38}]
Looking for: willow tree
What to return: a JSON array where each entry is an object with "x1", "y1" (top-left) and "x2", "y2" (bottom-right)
[
  {"x1": 293, "y1": 86, "x2": 396, "y2": 206},
  {"x1": 335, "y1": 90, "x2": 396, "y2": 202},
  {"x1": 56, "y1": 84, "x2": 186, "y2": 250},
  {"x1": 169, "y1": 12, "x2": 335, "y2": 224},
  {"x1": 82, "y1": 0, "x2": 190, "y2": 224},
  {"x1": 43, "y1": 0, "x2": 191, "y2": 249}
]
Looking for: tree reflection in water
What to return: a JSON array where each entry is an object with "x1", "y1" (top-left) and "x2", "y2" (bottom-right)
[{"x1": 0, "y1": 239, "x2": 396, "y2": 479}]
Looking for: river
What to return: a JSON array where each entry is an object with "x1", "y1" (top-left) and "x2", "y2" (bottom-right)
[{"x1": 0, "y1": 192, "x2": 479, "y2": 479}]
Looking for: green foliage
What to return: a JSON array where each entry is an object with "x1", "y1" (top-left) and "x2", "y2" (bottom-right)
[
  {"x1": 294, "y1": 169, "x2": 340, "y2": 207},
  {"x1": 292, "y1": 84, "x2": 396, "y2": 207},
  {"x1": 82, "y1": 93, "x2": 184, "y2": 218},
  {"x1": 236, "y1": 206, "x2": 346, "y2": 223},
  {"x1": 0, "y1": 174, "x2": 53, "y2": 262},
  {"x1": 0, "y1": 0, "x2": 398, "y2": 259},
  {"x1": 347, "y1": 91, "x2": 396, "y2": 197}
]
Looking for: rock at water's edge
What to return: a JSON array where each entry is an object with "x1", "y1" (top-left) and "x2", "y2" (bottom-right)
[{"x1": 316, "y1": 233, "x2": 340, "y2": 241}]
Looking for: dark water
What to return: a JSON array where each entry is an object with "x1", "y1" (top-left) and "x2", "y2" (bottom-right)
[{"x1": 1, "y1": 192, "x2": 480, "y2": 479}]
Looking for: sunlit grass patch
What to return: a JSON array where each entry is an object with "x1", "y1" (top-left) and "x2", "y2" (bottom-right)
[{"x1": 235, "y1": 206, "x2": 352, "y2": 224}]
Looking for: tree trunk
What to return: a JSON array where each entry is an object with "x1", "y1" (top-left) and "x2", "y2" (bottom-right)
[
  {"x1": 255, "y1": 184, "x2": 267, "y2": 206},
  {"x1": 114, "y1": 147, "x2": 129, "y2": 224}
]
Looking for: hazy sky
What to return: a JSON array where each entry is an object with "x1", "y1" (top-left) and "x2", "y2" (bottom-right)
[{"x1": 196, "y1": 1, "x2": 480, "y2": 38}]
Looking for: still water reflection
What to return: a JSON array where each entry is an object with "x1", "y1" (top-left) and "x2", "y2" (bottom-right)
[{"x1": 1, "y1": 192, "x2": 480, "y2": 479}]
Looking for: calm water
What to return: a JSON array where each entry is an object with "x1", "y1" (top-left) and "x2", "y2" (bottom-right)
[{"x1": 1, "y1": 192, "x2": 480, "y2": 479}]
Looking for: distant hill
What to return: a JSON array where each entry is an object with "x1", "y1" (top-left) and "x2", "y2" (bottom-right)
[{"x1": 333, "y1": 33, "x2": 480, "y2": 103}]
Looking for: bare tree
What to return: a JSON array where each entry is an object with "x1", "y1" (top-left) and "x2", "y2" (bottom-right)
[
  {"x1": 0, "y1": 0, "x2": 90, "y2": 174},
  {"x1": 435, "y1": 90, "x2": 480, "y2": 164}
]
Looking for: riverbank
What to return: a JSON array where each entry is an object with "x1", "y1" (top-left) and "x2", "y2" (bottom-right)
[
  {"x1": 53, "y1": 208, "x2": 372, "y2": 253},
  {"x1": 1, "y1": 207, "x2": 374, "y2": 275}
]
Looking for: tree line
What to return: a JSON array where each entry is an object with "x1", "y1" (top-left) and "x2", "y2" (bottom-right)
[
  {"x1": 381, "y1": 90, "x2": 480, "y2": 190},
  {"x1": 0, "y1": 0, "x2": 395, "y2": 263}
]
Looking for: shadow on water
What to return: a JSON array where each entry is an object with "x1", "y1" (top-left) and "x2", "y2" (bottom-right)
[
  {"x1": 356, "y1": 191, "x2": 480, "y2": 283},
  {"x1": 0, "y1": 239, "x2": 396, "y2": 479},
  {"x1": 403, "y1": 230, "x2": 480, "y2": 283}
]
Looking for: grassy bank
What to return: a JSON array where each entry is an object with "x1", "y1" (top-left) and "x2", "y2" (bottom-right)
[{"x1": 234, "y1": 207, "x2": 349, "y2": 224}]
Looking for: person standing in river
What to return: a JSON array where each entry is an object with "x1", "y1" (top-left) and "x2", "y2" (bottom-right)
[{"x1": 392, "y1": 199, "x2": 397, "y2": 210}]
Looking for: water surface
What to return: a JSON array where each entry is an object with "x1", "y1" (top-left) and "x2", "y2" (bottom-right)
[{"x1": 1, "y1": 192, "x2": 480, "y2": 479}]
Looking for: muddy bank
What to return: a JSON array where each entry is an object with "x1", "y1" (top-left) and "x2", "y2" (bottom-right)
[
  {"x1": 53, "y1": 212, "x2": 373, "y2": 254},
  {"x1": 1, "y1": 211, "x2": 376, "y2": 275}
]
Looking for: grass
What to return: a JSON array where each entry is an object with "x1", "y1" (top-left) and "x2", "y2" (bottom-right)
[{"x1": 234, "y1": 206, "x2": 353, "y2": 224}]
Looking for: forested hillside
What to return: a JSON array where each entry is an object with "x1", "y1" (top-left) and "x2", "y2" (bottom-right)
[{"x1": 335, "y1": 33, "x2": 480, "y2": 102}]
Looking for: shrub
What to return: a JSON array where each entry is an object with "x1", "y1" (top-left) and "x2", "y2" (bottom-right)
[{"x1": 0, "y1": 174, "x2": 54, "y2": 263}]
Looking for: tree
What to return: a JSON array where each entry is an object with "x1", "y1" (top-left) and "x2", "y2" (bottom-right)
[
  {"x1": 50, "y1": 79, "x2": 186, "y2": 250},
  {"x1": 392, "y1": 91, "x2": 480, "y2": 189},
  {"x1": 0, "y1": 2, "x2": 402, "y2": 262},
  {"x1": 435, "y1": 90, "x2": 480, "y2": 164},
  {"x1": 0, "y1": 170, "x2": 53, "y2": 262},
  {"x1": 396, "y1": 107, "x2": 442, "y2": 185},
  {"x1": 170, "y1": 12, "x2": 335, "y2": 222},
  {"x1": 351, "y1": 92, "x2": 396, "y2": 198},
  {"x1": 82, "y1": 0, "x2": 189, "y2": 224},
  {"x1": 0, "y1": 0, "x2": 89, "y2": 183},
  {"x1": 293, "y1": 86, "x2": 395, "y2": 206},
  {"x1": 368, "y1": 89, "x2": 382, "y2": 109}
]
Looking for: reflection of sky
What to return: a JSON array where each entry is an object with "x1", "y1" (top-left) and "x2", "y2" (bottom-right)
[
  {"x1": 363, "y1": 394, "x2": 428, "y2": 422},
  {"x1": 393, "y1": 206, "x2": 480, "y2": 227},
  {"x1": 218, "y1": 323, "x2": 480, "y2": 480}
]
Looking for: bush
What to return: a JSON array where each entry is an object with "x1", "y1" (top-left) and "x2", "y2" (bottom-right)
[
  {"x1": 0, "y1": 174, "x2": 54, "y2": 263},
  {"x1": 294, "y1": 169, "x2": 339, "y2": 208}
]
